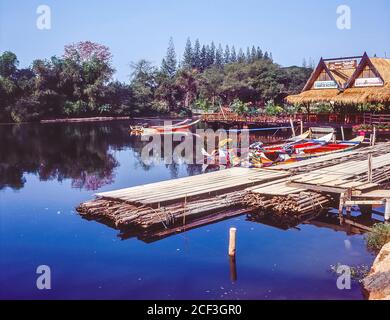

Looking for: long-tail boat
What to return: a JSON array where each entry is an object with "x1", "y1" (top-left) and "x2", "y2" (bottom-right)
[
  {"x1": 130, "y1": 119, "x2": 200, "y2": 135},
  {"x1": 251, "y1": 135, "x2": 365, "y2": 167},
  {"x1": 250, "y1": 132, "x2": 334, "y2": 157}
]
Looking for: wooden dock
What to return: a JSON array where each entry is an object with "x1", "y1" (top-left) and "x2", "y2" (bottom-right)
[{"x1": 77, "y1": 141, "x2": 390, "y2": 241}]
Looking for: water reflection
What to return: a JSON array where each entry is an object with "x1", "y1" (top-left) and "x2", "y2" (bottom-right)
[
  {"x1": 0, "y1": 123, "x2": 124, "y2": 190},
  {"x1": 0, "y1": 122, "x2": 207, "y2": 191}
]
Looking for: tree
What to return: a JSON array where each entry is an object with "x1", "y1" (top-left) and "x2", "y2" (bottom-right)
[
  {"x1": 251, "y1": 46, "x2": 257, "y2": 61},
  {"x1": 161, "y1": 37, "x2": 177, "y2": 78},
  {"x1": 200, "y1": 45, "x2": 208, "y2": 71},
  {"x1": 237, "y1": 48, "x2": 245, "y2": 63},
  {"x1": 224, "y1": 45, "x2": 230, "y2": 64},
  {"x1": 246, "y1": 47, "x2": 251, "y2": 62},
  {"x1": 230, "y1": 46, "x2": 237, "y2": 62},
  {"x1": 193, "y1": 39, "x2": 201, "y2": 70},
  {"x1": 205, "y1": 43, "x2": 215, "y2": 68},
  {"x1": 64, "y1": 41, "x2": 112, "y2": 65},
  {"x1": 176, "y1": 69, "x2": 199, "y2": 108},
  {"x1": 0, "y1": 51, "x2": 18, "y2": 78},
  {"x1": 256, "y1": 47, "x2": 263, "y2": 60},
  {"x1": 215, "y1": 44, "x2": 224, "y2": 68},
  {"x1": 199, "y1": 66, "x2": 224, "y2": 106},
  {"x1": 182, "y1": 38, "x2": 193, "y2": 70},
  {"x1": 130, "y1": 60, "x2": 157, "y2": 113}
]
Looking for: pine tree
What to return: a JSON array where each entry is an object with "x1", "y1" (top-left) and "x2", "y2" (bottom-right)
[
  {"x1": 251, "y1": 46, "x2": 257, "y2": 61},
  {"x1": 215, "y1": 44, "x2": 224, "y2": 67},
  {"x1": 161, "y1": 37, "x2": 177, "y2": 78},
  {"x1": 207, "y1": 42, "x2": 216, "y2": 66},
  {"x1": 302, "y1": 58, "x2": 307, "y2": 68},
  {"x1": 200, "y1": 45, "x2": 207, "y2": 71},
  {"x1": 182, "y1": 38, "x2": 193, "y2": 70},
  {"x1": 193, "y1": 39, "x2": 201, "y2": 69},
  {"x1": 263, "y1": 51, "x2": 269, "y2": 60},
  {"x1": 256, "y1": 47, "x2": 263, "y2": 60},
  {"x1": 246, "y1": 47, "x2": 251, "y2": 62},
  {"x1": 230, "y1": 46, "x2": 237, "y2": 62},
  {"x1": 269, "y1": 52, "x2": 273, "y2": 62},
  {"x1": 237, "y1": 48, "x2": 245, "y2": 63},
  {"x1": 224, "y1": 45, "x2": 230, "y2": 64}
]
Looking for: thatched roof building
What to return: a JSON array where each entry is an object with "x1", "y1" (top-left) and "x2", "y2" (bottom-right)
[{"x1": 286, "y1": 53, "x2": 390, "y2": 105}]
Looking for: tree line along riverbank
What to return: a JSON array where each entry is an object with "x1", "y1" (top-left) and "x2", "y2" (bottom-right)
[{"x1": 0, "y1": 39, "x2": 312, "y2": 124}]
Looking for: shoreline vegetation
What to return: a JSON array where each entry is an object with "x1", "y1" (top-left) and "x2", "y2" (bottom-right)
[{"x1": 0, "y1": 39, "x2": 313, "y2": 124}]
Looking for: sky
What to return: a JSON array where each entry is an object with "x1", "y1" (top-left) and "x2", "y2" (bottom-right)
[{"x1": 0, "y1": 0, "x2": 389, "y2": 81}]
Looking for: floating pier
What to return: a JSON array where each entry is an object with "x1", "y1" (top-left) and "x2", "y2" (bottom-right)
[{"x1": 77, "y1": 142, "x2": 390, "y2": 241}]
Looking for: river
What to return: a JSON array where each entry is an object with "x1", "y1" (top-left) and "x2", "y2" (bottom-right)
[{"x1": 0, "y1": 121, "x2": 375, "y2": 299}]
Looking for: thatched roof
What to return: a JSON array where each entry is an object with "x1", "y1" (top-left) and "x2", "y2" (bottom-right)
[
  {"x1": 286, "y1": 55, "x2": 390, "y2": 105},
  {"x1": 286, "y1": 89, "x2": 339, "y2": 104}
]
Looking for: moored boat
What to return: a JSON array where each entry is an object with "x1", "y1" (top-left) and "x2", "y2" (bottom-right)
[
  {"x1": 130, "y1": 119, "x2": 200, "y2": 135},
  {"x1": 251, "y1": 135, "x2": 365, "y2": 167}
]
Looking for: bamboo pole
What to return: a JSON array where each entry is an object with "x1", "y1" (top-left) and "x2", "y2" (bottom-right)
[
  {"x1": 385, "y1": 199, "x2": 390, "y2": 222},
  {"x1": 368, "y1": 153, "x2": 373, "y2": 183},
  {"x1": 341, "y1": 126, "x2": 345, "y2": 141},
  {"x1": 290, "y1": 118, "x2": 296, "y2": 137},
  {"x1": 228, "y1": 227, "x2": 237, "y2": 257}
]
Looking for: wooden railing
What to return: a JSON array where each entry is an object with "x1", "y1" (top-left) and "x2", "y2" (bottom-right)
[
  {"x1": 363, "y1": 113, "x2": 390, "y2": 125},
  {"x1": 202, "y1": 112, "x2": 367, "y2": 125}
]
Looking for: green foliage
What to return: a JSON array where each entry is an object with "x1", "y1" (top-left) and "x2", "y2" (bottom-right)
[
  {"x1": 357, "y1": 103, "x2": 386, "y2": 113},
  {"x1": 264, "y1": 100, "x2": 284, "y2": 116},
  {"x1": 230, "y1": 99, "x2": 250, "y2": 115},
  {"x1": 0, "y1": 51, "x2": 18, "y2": 78},
  {"x1": 63, "y1": 100, "x2": 88, "y2": 115},
  {"x1": 151, "y1": 100, "x2": 170, "y2": 114},
  {"x1": 161, "y1": 37, "x2": 177, "y2": 78},
  {"x1": 366, "y1": 223, "x2": 390, "y2": 252},
  {"x1": 312, "y1": 103, "x2": 333, "y2": 113},
  {"x1": 0, "y1": 39, "x2": 312, "y2": 122},
  {"x1": 194, "y1": 98, "x2": 215, "y2": 112}
]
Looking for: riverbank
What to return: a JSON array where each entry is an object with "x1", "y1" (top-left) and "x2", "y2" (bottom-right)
[
  {"x1": 0, "y1": 115, "x2": 188, "y2": 125},
  {"x1": 363, "y1": 241, "x2": 390, "y2": 300},
  {"x1": 40, "y1": 116, "x2": 132, "y2": 123}
]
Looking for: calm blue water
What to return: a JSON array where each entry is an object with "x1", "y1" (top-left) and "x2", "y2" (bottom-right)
[{"x1": 0, "y1": 122, "x2": 374, "y2": 300}]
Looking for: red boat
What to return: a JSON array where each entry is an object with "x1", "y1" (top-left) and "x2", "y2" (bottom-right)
[{"x1": 251, "y1": 136, "x2": 365, "y2": 167}]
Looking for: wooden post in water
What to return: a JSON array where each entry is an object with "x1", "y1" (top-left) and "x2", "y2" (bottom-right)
[
  {"x1": 229, "y1": 256, "x2": 237, "y2": 282},
  {"x1": 290, "y1": 118, "x2": 296, "y2": 137},
  {"x1": 368, "y1": 153, "x2": 373, "y2": 183},
  {"x1": 228, "y1": 227, "x2": 237, "y2": 257},
  {"x1": 341, "y1": 126, "x2": 345, "y2": 141},
  {"x1": 385, "y1": 199, "x2": 390, "y2": 222},
  {"x1": 338, "y1": 192, "x2": 345, "y2": 223}
]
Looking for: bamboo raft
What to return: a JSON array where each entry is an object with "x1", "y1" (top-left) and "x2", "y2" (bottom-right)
[{"x1": 77, "y1": 141, "x2": 390, "y2": 240}]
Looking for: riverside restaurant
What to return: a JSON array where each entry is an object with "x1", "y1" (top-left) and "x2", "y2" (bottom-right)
[{"x1": 286, "y1": 52, "x2": 390, "y2": 106}]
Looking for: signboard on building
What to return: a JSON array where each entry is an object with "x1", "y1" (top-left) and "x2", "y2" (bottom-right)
[
  {"x1": 328, "y1": 59, "x2": 357, "y2": 70},
  {"x1": 355, "y1": 77, "x2": 383, "y2": 87},
  {"x1": 313, "y1": 81, "x2": 338, "y2": 89}
]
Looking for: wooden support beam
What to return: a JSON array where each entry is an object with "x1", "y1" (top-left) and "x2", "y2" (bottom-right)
[
  {"x1": 290, "y1": 118, "x2": 296, "y2": 137},
  {"x1": 368, "y1": 153, "x2": 373, "y2": 183},
  {"x1": 288, "y1": 182, "x2": 347, "y2": 194},
  {"x1": 345, "y1": 200, "x2": 384, "y2": 206},
  {"x1": 385, "y1": 199, "x2": 390, "y2": 222},
  {"x1": 341, "y1": 126, "x2": 345, "y2": 141},
  {"x1": 228, "y1": 227, "x2": 237, "y2": 257}
]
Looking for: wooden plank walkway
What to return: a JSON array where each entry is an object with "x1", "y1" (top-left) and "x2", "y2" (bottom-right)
[{"x1": 96, "y1": 167, "x2": 289, "y2": 206}]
